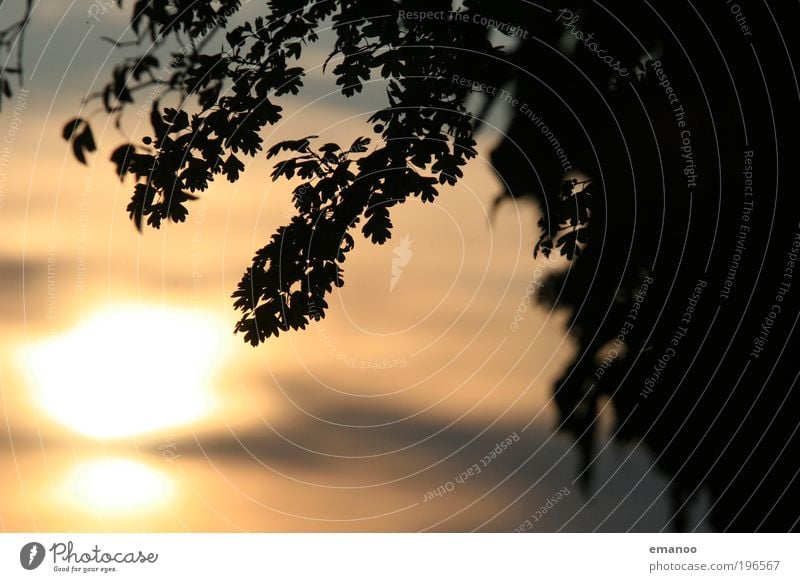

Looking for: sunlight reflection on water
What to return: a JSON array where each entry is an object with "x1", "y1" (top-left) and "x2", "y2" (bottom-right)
[{"x1": 60, "y1": 458, "x2": 173, "y2": 513}]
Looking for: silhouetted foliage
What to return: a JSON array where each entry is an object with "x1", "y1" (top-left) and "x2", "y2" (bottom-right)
[
  {"x1": 0, "y1": 0, "x2": 32, "y2": 110},
  {"x1": 49, "y1": 0, "x2": 800, "y2": 530}
]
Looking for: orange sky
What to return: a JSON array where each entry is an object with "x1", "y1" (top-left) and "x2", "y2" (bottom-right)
[{"x1": 0, "y1": 1, "x2": 699, "y2": 532}]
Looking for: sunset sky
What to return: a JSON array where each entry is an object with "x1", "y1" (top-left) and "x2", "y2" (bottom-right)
[{"x1": 0, "y1": 1, "x2": 696, "y2": 532}]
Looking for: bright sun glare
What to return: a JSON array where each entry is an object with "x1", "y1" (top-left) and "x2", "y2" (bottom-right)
[
  {"x1": 22, "y1": 305, "x2": 225, "y2": 438},
  {"x1": 61, "y1": 458, "x2": 173, "y2": 512}
]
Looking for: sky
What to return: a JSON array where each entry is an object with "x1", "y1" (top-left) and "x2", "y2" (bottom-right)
[{"x1": 0, "y1": 0, "x2": 704, "y2": 532}]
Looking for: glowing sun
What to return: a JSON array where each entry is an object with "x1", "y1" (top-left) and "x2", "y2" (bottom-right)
[{"x1": 22, "y1": 305, "x2": 225, "y2": 438}]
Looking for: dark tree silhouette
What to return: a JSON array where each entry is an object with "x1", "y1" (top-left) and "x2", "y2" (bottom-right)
[
  {"x1": 10, "y1": 0, "x2": 799, "y2": 530},
  {"x1": 0, "y1": 0, "x2": 32, "y2": 110}
]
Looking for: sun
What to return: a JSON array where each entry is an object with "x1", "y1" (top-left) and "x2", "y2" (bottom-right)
[{"x1": 21, "y1": 304, "x2": 226, "y2": 439}]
